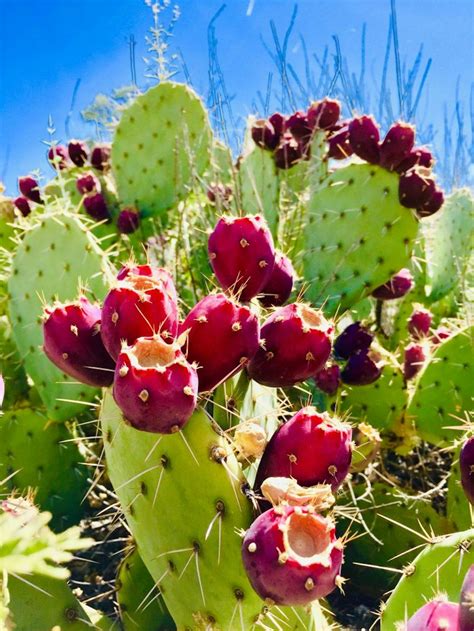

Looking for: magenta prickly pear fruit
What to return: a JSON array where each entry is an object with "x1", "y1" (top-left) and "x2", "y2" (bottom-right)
[
  {"x1": 334, "y1": 321, "x2": 373, "y2": 360},
  {"x1": 242, "y1": 505, "x2": 343, "y2": 605},
  {"x1": 408, "y1": 307, "x2": 433, "y2": 339},
  {"x1": 307, "y1": 98, "x2": 340, "y2": 129},
  {"x1": 459, "y1": 565, "x2": 474, "y2": 631},
  {"x1": 113, "y1": 336, "x2": 198, "y2": 433},
  {"x1": 259, "y1": 251, "x2": 295, "y2": 308},
  {"x1": 101, "y1": 273, "x2": 179, "y2": 361},
  {"x1": 405, "y1": 599, "x2": 459, "y2": 630},
  {"x1": 76, "y1": 172, "x2": 101, "y2": 195},
  {"x1": 399, "y1": 168, "x2": 436, "y2": 208},
  {"x1": 117, "y1": 207, "x2": 140, "y2": 234},
  {"x1": 328, "y1": 126, "x2": 353, "y2": 159},
  {"x1": 460, "y1": 437, "x2": 474, "y2": 506},
  {"x1": 90, "y1": 143, "x2": 111, "y2": 171},
  {"x1": 268, "y1": 112, "x2": 285, "y2": 136},
  {"x1": 403, "y1": 342, "x2": 427, "y2": 380},
  {"x1": 83, "y1": 192, "x2": 110, "y2": 221},
  {"x1": 416, "y1": 186, "x2": 445, "y2": 218},
  {"x1": 314, "y1": 363, "x2": 341, "y2": 396},
  {"x1": 431, "y1": 325, "x2": 452, "y2": 345},
  {"x1": 395, "y1": 146, "x2": 434, "y2": 174},
  {"x1": 251, "y1": 118, "x2": 281, "y2": 151},
  {"x1": 116, "y1": 264, "x2": 178, "y2": 304},
  {"x1": 340, "y1": 349, "x2": 383, "y2": 386},
  {"x1": 371, "y1": 268, "x2": 414, "y2": 300},
  {"x1": 379, "y1": 122, "x2": 415, "y2": 171},
  {"x1": 68, "y1": 139, "x2": 89, "y2": 167},
  {"x1": 180, "y1": 293, "x2": 259, "y2": 392},
  {"x1": 208, "y1": 214, "x2": 275, "y2": 302},
  {"x1": 43, "y1": 297, "x2": 115, "y2": 387},
  {"x1": 48, "y1": 145, "x2": 71, "y2": 170},
  {"x1": 273, "y1": 133, "x2": 304, "y2": 168},
  {"x1": 255, "y1": 407, "x2": 352, "y2": 491},
  {"x1": 285, "y1": 111, "x2": 313, "y2": 141},
  {"x1": 247, "y1": 303, "x2": 333, "y2": 388},
  {"x1": 18, "y1": 176, "x2": 42, "y2": 204},
  {"x1": 348, "y1": 115, "x2": 380, "y2": 163},
  {"x1": 13, "y1": 196, "x2": 32, "y2": 217}
]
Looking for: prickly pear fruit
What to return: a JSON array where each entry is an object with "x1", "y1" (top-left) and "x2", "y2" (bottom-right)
[
  {"x1": 101, "y1": 272, "x2": 179, "y2": 360},
  {"x1": 328, "y1": 126, "x2": 353, "y2": 159},
  {"x1": 432, "y1": 325, "x2": 452, "y2": 345},
  {"x1": 398, "y1": 168, "x2": 435, "y2": 208},
  {"x1": 340, "y1": 349, "x2": 383, "y2": 386},
  {"x1": 405, "y1": 599, "x2": 459, "y2": 630},
  {"x1": 76, "y1": 172, "x2": 101, "y2": 195},
  {"x1": 83, "y1": 192, "x2": 110, "y2": 221},
  {"x1": 247, "y1": 303, "x2": 333, "y2": 387},
  {"x1": 14, "y1": 196, "x2": 32, "y2": 217},
  {"x1": 208, "y1": 214, "x2": 275, "y2": 302},
  {"x1": 48, "y1": 145, "x2": 70, "y2": 170},
  {"x1": 242, "y1": 505, "x2": 343, "y2": 605},
  {"x1": 259, "y1": 251, "x2": 295, "y2": 307},
  {"x1": 116, "y1": 264, "x2": 178, "y2": 303},
  {"x1": 18, "y1": 176, "x2": 42, "y2": 204},
  {"x1": 180, "y1": 293, "x2": 259, "y2": 392},
  {"x1": 348, "y1": 115, "x2": 380, "y2": 163},
  {"x1": 371, "y1": 268, "x2": 413, "y2": 300},
  {"x1": 416, "y1": 186, "x2": 444, "y2": 217},
  {"x1": 408, "y1": 307, "x2": 433, "y2": 339},
  {"x1": 255, "y1": 407, "x2": 352, "y2": 490},
  {"x1": 314, "y1": 363, "x2": 341, "y2": 395},
  {"x1": 396, "y1": 146, "x2": 434, "y2": 174},
  {"x1": 113, "y1": 335, "x2": 198, "y2": 433},
  {"x1": 307, "y1": 98, "x2": 340, "y2": 129},
  {"x1": 333, "y1": 321, "x2": 373, "y2": 360},
  {"x1": 379, "y1": 122, "x2": 415, "y2": 171},
  {"x1": 274, "y1": 133, "x2": 305, "y2": 168},
  {"x1": 43, "y1": 297, "x2": 115, "y2": 387},
  {"x1": 251, "y1": 119, "x2": 280, "y2": 151},
  {"x1": 403, "y1": 342, "x2": 427, "y2": 380},
  {"x1": 90, "y1": 143, "x2": 111, "y2": 171},
  {"x1": 285, "y1": 111, "x2": 313, "y2": 142},
  {"x1": 117, "y1": 207, "x2": 140, "y2": 234},
  {"x1": 68, "y1": 139, "x2": 89, "y2": 167},
  {"x1": 459, "y1": 565, "x2": 474, "y2": 631},
  {"x1": 460, "y1": 437, "x2": 474, "y2": 506}
]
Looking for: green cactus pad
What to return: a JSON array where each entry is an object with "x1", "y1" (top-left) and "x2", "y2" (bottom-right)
[
  {"x1": 0, "y1": 315, "x2": 29, "y2": 407},
  {"x1": 112, "y1": 82, "x2": 212, "y2": 221},
  {"x1": 447, "y1": 441, "x2": 473, "y2": 531},
  {"x1": 8, "y1": 211, "x2": 110, "y2": 421},
  {"x1": 303, "y1": 163, "x2": 419, "y2": 315},
  {"x1": 423, "y1": 188, "x2": 474, "y2": 302},
  {"x1": 118, "y1": 548, "x2": 176, "y2": 630},
  {"x1": 407, "y1": 326, "x2": 473, "y2": 445},
  {"x1": 100, "y1": 390, "x2": 324, "y2": 630},
  {"x1": 0, "y1": 408, "x2": 87, "y2": 530},
  {"x1": 380, "y1": 528, "x2": 474, "y2": 629}
]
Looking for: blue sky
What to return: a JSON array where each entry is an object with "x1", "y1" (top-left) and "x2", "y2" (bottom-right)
[{"x1": 0, "y1": 0, "x2": 472, "y2": 193}]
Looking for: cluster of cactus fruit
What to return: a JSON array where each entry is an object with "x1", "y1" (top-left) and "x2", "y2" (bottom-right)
[{"x1": 0, "y1": 79, "x2": 473, "y2": 630}]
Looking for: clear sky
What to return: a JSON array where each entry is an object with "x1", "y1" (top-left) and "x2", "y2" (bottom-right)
[{"x1": 0, "y1": 0, "x2": 472, "y2": 193}]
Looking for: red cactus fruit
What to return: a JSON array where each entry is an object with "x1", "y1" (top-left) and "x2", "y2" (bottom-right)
[
  {"x1": 405, "y1": 599, "x2": 459, "y2": 630},
  {"x1": 242, "y1": 505, "x2": 343, "y2": 605},
  {"x1": 251, "y1": 118, "x2": 281, "y2": 151},
  {"x1": 113, "y1": 336, "x2": 198, "y2": 433},
  {"x1": 403, "y1": 342, "x2": 427, "y2": 380},
  {"x1": 431, "y1": 326, "x2": 452, "y2": 345},
  {"x1": 399, "y1": 168, "x2": 436, "y2": 208},
  {"x1": 116, "y1": 264, "x2": 177, "y2": 304},
  {"x1": 348, "y1": 115, "x2": 380, "y2": 163},
  {"x1": 13, "y1": 196, "x2": 32, "y2": 217},
  {"x1": 379, "y1": 122, "x2": 415, "y2": 171},
  {"x1": 47, "y1": 145, "x2": 71, "y2": 170},
  {"x1": 314, "y1": 364, "x2": 341, "y2": 396},
  {"x1": 68, "y1": 139, "x2": 89, "y2": 167},
  {"x1": 285, "y1": 111, "x2": 313, "y2": 141},
  {"x1": 117, "y1": 208, "x2": 140, "y2": 234},
  {"x1": 371, "y1": 268, "x2": 414, "y2": 300},
  {"x1": 416, "y1": 186, "x2": 445, "y2": 218},
  {"x1": 307, "y1": 98, "x2": 341, "y2": 130},
  {"x1": 340, "y1": 349, "x2": 383, "y2": 386},
  {"x1": 43, "y1": 297, "x2": 115, "y2": 387},
  {"x1": 273, "y1": 133, "x2": 305, "y2": 168},
  {"x1": 76, "y1": 172, "x2": 101, "y2": 195},
  {"x1": 247, "y1": 303, "x2": 333, "y2": 388},
  {"x1": 328, "y1": 126, "x2": 353, "y2": 159},
  {"x1": 268, "y1": 112, "x2": 286, "y2": 136},
  {"x1": 180, "y1": 293, "x2": 259, "y2": 392},
  {"x1": 83, "y1": 193, "x2": 110, "y2": 221},
  {"x1": 101, "y1": 273, "x2": 179, "y2": 361},
  {"x1": 460, "y1": 437, "x2": 474, "y2": 506},
  {"x1": 18, "y1": 176, "x2": 42, "y2": 204},
  {"x1": 259, "y1": 251, "x2": 295, "y2": 308},
  {"x1": 90, "y1": 144, "x2": 111, "y2": 171},
  {"x1": 208, "y1": 215, "x2": 275, "y2": 302},
  {"x1": 255, "y1": 407, "x2": 352, "y2": 491},
  {"x1": 459, "y1": 564, "x2": 474, "y2": 631},
  {"x1": 395, "y1": 146, "x2": 434, "y2": 174},
  {"x1": 334, "y1": 321, "x2": 373, "y2": 360},
  {"x1": 408, "y1": 307, "x2": 433, "y2": 339}
]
